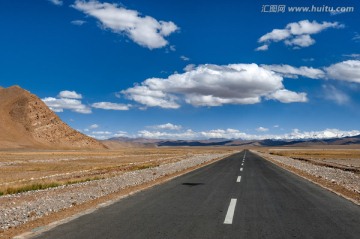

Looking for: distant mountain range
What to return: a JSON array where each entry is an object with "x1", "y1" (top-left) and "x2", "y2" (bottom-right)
[{"x1": 108, "y1": 134, "x2": 360, "y2": 147}]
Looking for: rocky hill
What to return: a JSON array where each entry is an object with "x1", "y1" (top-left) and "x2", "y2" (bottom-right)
[{"x1": 0, "y1": 86, "x2": 107, "y2": 149}]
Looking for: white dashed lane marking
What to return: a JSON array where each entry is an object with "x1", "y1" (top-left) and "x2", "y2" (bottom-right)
[
  {"x1": 236, "y1": 176, "x2": 241, "y2": 182},
  {"x1": 240, "y1": 168, "x2": 243, "y2": 172},
  {"x1": 224, "y1": 199, "x2": 237, "y2": 224}
]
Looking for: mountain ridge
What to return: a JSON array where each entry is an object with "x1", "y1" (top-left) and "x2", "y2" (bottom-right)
[
  {"x1": 0, "y1": 86, "x2": 107, "y2": 150},
  {"x1": 108, "y1": 135, "x2": 360, "y2": 147}
]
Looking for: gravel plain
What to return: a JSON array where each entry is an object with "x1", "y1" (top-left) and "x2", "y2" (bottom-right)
[{"x1": 0, "y1": 153, "x2": 232, "y2": 231}]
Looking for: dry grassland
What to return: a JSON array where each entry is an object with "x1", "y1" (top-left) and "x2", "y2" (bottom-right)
[{"x1": 0, "y1": 147, "x2": 234, "y2": 196}]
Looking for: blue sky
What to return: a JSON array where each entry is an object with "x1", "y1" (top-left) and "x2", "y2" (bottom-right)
[{"x1": 1, "y1": 0, "x2": 360, "y2": 140}]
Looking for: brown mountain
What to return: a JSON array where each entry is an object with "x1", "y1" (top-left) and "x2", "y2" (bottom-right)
[{"x1": 0, "y1": 86, "x2": 107, "y2": 149}]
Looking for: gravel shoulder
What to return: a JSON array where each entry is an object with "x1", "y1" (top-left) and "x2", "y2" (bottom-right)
[
  {"x1": 252, "y1": 150, "x2": 360, "y2": 205},
  {"x1": 0, "y1": 152, "x2": 235, "y2": 239}
]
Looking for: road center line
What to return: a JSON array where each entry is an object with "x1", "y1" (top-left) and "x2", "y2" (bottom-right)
[
  {"x1": 236, "y1": 176, "x2": 241, "y2": 182},
  {"x1": 224, "y1": 198, "x2": 237, "y2": 224},
  {"x1": 240, "y1": 168, "x2": 243, "y2": 171}
]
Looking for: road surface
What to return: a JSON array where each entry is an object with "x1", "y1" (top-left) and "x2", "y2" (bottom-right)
[{"x1": 33, "y1": 150, "x2": 360, "y2": 239}]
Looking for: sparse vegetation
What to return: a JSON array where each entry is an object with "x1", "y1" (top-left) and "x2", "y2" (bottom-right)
[{"x1": 2, "y1": 182, "x2": 60, "y2": 195}]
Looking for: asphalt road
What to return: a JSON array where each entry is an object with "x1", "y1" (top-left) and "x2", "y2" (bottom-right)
[{"x1": 33, "y1": 150, "x2": 360, "y2": 239}]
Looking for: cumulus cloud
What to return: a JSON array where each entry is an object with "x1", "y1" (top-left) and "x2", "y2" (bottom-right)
[
  {"x1": 322, "y1": 85, "x2": 350, "y2": 105},
  {"x1": 72, "y1": 0, "x2": 178, "y2": 49},
  {"x1": 257, "y1": 20, "x2": 343, "y2": 50},
  {"x1": 121, "y1": 63, "x2": 307, "y2": 108},
  {"x1": 136, "y1": 128, "x2": 360, "y2": 140},
  {"x1": 42, "y1": 90, "x2": 91, "y2": 114},
  {"x1": 150, "y1": 123, "x2": 182, "y2": 131},
  {"x1": 58, "y1": 90, "x2": 83, "y2": 99},
  {"x1": 91, "y1": 102, "x2": 130, "y2": 110},
  {"x1": 42, "y1": 97, "x2": 92, "y2": 114},
  {"x1": 325, "y1": 60, "x2": 360, "y2": 83},
  {"x1": 268, "y1": 89, "x2": 308, "y2": 103},
  {"x1": 48, "y1": 0, "x2": 63, "y2": 6},
  {"x1": 285, "y1": 34, "x2": 315, "y2": 48}
]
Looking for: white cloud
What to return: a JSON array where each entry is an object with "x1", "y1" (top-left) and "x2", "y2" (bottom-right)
[
  {"x1": 279, "y1": 128, "x2": 360, "y2": 140},
  {"x1": 268, "y1": 89, "x2": 308, "y2": 103},
  {"x1": 71, "y1": 20, "x2": 87, "y2": 26},
  {"x1": 88, "y1": 130, "x2": 129, "y2": 140},
  {"x1": 138, "y1": 129, "x2": 197, "y2": 140},
  {"x1": 180, "y1": 55, "x2": 190, "y2": 61},
  {"x1": 322, "y1": 85, "x2": 350, "y2": 105},
  {"x1": 89, "y1": 124, "x2": 99, "y2": 129},
  {"x1": 284, "y1": 34, "x2": 315, "y2": 48},
  {"x1": 255, "y1": 44, "x2": 269, "y2": 51},
  {"x1": 91, "y1": 131, "x2": 112, "y2": 135},
  {"x1": 262, "y1": 64, "x2": 325, "y2": 79},
  {"x1": 42, "y1": 90, "x2": 91, "y2": 114},
  {"x1": 263, "y1": 60, "x2": 360, "y2": 84},
  {"x1": 259, "y1": 29, "x2": 290, "y2": 42},
  {"x1": 169, "y1": 45, "x2": 176, "y2": 52},
  {"x1": 183, "y1": 64, "x2": 196, "y2": 72},
  {"x1": 92, "y1": 102, "x2": 130, "y2": 110},
  {"x1": 325, "y1": 60, "x2": 360, "y2": 83},
  {"x1": 122, "y1": 85, "x2": 180, "y2": 109},
  {"x1": 58, "y1": 90, "x2": 83, "y2": 99},
  {"x1": 136, "y1": 128, "x2": 360, "y2": 140},
  {"x1": 258, "y1": 20, "x2": 343, "y2": 50},
  {"x1": 150, "y1": 123, "x2": 182, "y2": 131},
  {"x1": 199, "y1": 129, "x2": 246, "y2": 139},
  {"x1": 121, "y1": 63, "x2": 307, "y2": 108},
  {"x1": 112, "y1": 131, "x2": 128, "y2": 137},
  {"x1": 42, "y1": 97, "x2": 92, "y2": 114},
  {"x1": 48, "y1": 0, "x2": 63, "y2": 6},
  {"x1": 72, "y1": 0, "x2": 178, "y2": 49},
  {"x1": 256, "y1": 127, "x2": 269, "y2": 132}
]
